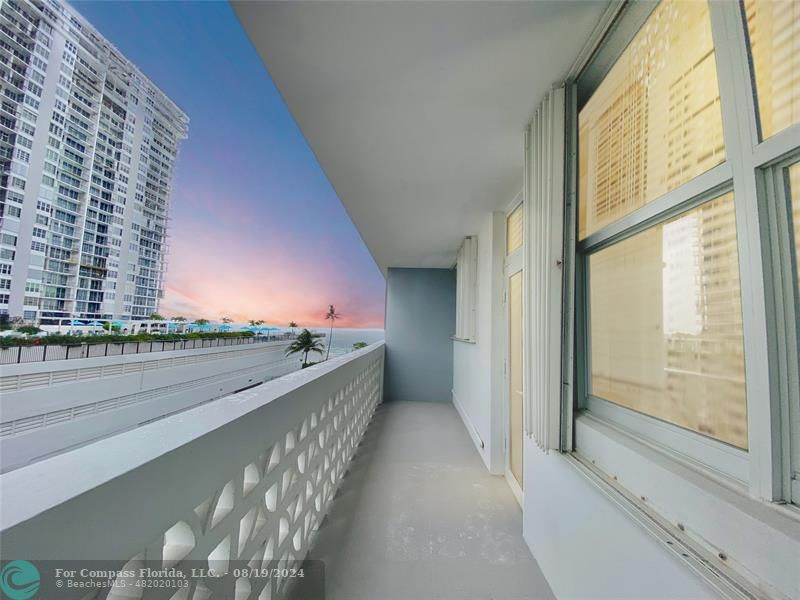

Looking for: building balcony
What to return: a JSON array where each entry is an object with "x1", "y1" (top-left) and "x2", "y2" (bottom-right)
[
  {"x1": 2, "y1": 1, "x2": 799, "y2": 599},
  {"x1": 0, "y1": 343, "x2": 551, "y2": 600}
]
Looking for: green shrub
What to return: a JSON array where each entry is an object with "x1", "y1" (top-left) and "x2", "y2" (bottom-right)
[{"x1": 15, "y1": 325, "x2": 41, "y2": 335}]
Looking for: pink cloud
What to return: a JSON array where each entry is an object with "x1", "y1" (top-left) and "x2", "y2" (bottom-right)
[{"x1": 158, "y1": 221, "x2": 385, "y2": 328}]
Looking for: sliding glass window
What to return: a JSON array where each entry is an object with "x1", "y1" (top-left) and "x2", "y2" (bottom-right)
[
  {"x1": 578, "y1": 0, "x2": 747, "y2": 451},
  {"x1": 574, "y1": 0, "x2": 800, "y2": 504}
]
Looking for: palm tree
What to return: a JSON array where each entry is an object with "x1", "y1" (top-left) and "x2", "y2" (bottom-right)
[
  {"x1": 171, "y1": 316, "x2": 187, "y2": 322},
  {"x1": 286, "y1": 329, "x2": 325, "y2": 368},
  {"x1": 248, "y1": 319, "x2": 265, "y2": 327},
  {"x1": 195, "y1": 318, "x2": 209, "y2": 326},
  {"x1": 324, "y1": 304, "x2": 341, "y2": 361},
  {"x1": 289, "y1": 321, "x2": 298, "y2": 334},
  {"x1": 221, "y1": 316, "x2": 233, "y2": 324},
  {"x1": 149, "y1": 313, "x2": 165, "y2": 321}
]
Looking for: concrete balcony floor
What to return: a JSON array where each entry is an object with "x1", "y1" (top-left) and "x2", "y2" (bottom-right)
[{"x1": 294, "y1": 401, "x2": 554, "y2": 600}]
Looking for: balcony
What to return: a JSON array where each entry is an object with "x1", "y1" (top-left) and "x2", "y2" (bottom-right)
[
  {"x1": 0, "y1": 343, "x2": 550, "y2": 599},
  {"x1": 296, "y1": 399, "x2": 552, "y2": 600}
]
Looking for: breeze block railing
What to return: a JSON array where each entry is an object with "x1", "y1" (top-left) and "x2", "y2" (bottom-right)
[{"x1": 0, "y1": 341, "x2": 385, "y2": 600}]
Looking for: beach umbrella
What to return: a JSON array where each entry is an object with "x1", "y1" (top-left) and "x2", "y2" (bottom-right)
[
  {"x1": 197, "y1": 324, "x2": 212, "y2": 331},
  {"x1": 88, "y1": 320, "x2": 104, "y2": 326},
  {"x1": 66, "y1": 319, "x2": 84, "y2": 335},
  {"x1": 219, "y1": 324, "x2": 232, "y2": 331},
  {"x1": 112, "y1": 321, "x2": 125, "y2": 327}
]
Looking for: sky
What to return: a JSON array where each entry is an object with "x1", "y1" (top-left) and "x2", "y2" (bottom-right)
[{"x1": 73, "y1": 1, "x2": 386, "y2": 329}]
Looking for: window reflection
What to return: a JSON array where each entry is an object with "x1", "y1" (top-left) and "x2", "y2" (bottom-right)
[
  {"x1": 745, "y1": 0, "x2": 800, "y2": 139},
  {"x1": 578, "y1": 0, "x2": 725, "y2": 239},
  {"x1": 589, "y1": 193, "x2": 747, "y2": 448}
]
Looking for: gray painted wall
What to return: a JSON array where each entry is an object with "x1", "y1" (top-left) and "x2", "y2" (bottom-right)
[{"x1": 384, "y1": 268, "x2": 456, "y2": 402}]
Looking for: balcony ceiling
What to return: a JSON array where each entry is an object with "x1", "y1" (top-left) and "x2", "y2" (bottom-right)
[{"x1": 233, "y1": 1, "x2": 610, "y2": 274}]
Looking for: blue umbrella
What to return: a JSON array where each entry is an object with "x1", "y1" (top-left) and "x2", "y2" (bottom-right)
[
  {"x1": 219, "y1": 324, "x2": 232, "y2": 331},
  {"x1": 88, "y1": 320, "x2": 104, "y2": 326},
  {"x1": 69, "y1": 320, "x2": 85, "y2": 326},
  {"x1": 167, "y1": 323, "x2": 178, "y2": 329},
  {"x1": 197, "y1": 324, "x2": 212, "y2": 331}
]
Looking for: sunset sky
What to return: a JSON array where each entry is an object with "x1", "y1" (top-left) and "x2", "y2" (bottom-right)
[{"x1": 75, "y1": 1, "x2": 386, "y2": 328}]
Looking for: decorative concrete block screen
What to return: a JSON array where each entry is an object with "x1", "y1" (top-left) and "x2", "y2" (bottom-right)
[{"x1": 0, "y1": 343, "x2": 385, "y2": 600}]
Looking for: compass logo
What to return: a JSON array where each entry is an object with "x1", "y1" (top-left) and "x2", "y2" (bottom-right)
[{"x1": 0, "y1": 561, "x2": 40, "y2": 600}]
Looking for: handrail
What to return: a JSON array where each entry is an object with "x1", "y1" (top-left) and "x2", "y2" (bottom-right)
[{"x1": 0, "y1": 333, "x2": 295, "y2": 365}]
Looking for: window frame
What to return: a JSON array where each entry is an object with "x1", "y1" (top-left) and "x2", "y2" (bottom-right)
[
  {"x1": 568, "y1": 0, "x2": 800, "y2": 505},
  {"x1": 759, "y1": 152, "x2": 800, "y2": 504}
]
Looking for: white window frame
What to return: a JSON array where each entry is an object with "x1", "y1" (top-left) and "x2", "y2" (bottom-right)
[
  {"x1": 760, "y1": 151, "x2": 800, "y2": 504},
  {"x1": 559, "y1": 1, "x2": 800, "y2": 597},
  {"x1": 570, "y1": 0, "x2": 800, "y2": 504}
]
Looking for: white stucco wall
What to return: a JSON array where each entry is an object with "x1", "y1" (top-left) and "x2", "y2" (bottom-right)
[
  {"x1": 452, "y1": 212, "x2": 505, "y2": 474},
  {"x1": 522, "y1": 440, "x2": 719, "y2": 600},
  {"x1": 449, "y1": 210, "x2": 725, "y2": 599}
]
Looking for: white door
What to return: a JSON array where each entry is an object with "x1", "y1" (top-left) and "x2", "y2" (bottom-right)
[{"x1": 505, "y1": 202, "x2": 524, "y2": 504}]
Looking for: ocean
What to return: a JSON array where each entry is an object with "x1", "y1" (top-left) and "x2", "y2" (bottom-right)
[
  {"x1": 229, "y1": 324, "x2": 384, "y2": 360},
  {"x1": 308, "y1": 327, "x2": 385, "y2": 357}
]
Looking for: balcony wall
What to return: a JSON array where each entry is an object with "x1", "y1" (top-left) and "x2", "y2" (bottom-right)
[
  {"x1": 0, "y1": 343, "x2": 384, "y2": 600},
  {"x1": 384, "y1": 267, "x2": 455, "y2": 403}
]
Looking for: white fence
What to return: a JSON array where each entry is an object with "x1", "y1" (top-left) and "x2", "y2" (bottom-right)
[{"x1": 0, "y1": 342, "x2": 385, "y2": 600}]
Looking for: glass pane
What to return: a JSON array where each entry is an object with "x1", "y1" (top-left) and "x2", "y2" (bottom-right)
[
  {"x1": 745, "y1": 0, "x2": 800, "y2": 140},
  {"x1": 589, "y1": 193, "x2": 747, "y2": 448},
  {"x1": 507, "y1": 203, "x2": 523, "y2": 255},
  {"x1": 790, "y1": 163, "x2": 800, "y2": 290},
  {"x1": 579, "y1": 0, "x2": 725, "y2": 239}
]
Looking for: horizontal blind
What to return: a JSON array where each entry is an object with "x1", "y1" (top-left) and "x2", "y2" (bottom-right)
[{"x1": 525, "y1": 87, "x2": 566, "y2": 450}]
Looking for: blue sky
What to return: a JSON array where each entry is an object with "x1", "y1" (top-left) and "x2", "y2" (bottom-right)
[{"x1": 73, "y1": 0, "x2": 385, "y2": 327}]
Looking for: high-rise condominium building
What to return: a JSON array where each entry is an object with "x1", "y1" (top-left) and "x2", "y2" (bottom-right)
[{"x1": 0, "y1": 0, "x2": 188, "y2": 323}]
